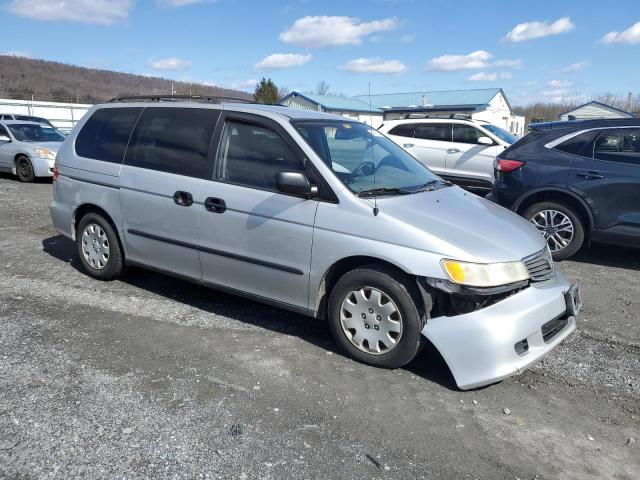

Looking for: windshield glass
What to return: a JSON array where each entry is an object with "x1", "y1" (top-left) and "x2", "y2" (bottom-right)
[
  {"x1": 480, "y1": 123, "x2": 518, "y2": 144},
  {"x1": 293, "y1": 120, "x2": 443, "y2": 195},
  {"x1": 8, "y1": 124, "x2": 65, "y2": 142}
]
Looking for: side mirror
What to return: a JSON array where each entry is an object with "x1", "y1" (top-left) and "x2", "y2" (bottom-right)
[
  {"x1": 276, "y1": 171, "x2": 317, "y2": 198},
  {"x1": 0, "y1": 134, "x2": 10, "y2": 142},
  {"x1": 477, "y1": 136, "x2": 494, "y2": 146}
]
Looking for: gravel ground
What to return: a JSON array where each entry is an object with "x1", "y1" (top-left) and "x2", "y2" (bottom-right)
[{"x1": 0, "y1": 174, "x2": 638, "y2": 480}]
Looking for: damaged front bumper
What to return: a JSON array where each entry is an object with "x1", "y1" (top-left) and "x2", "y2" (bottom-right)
[{"x1": 421, "y1": 271, "x2": 577, "y2": 390}]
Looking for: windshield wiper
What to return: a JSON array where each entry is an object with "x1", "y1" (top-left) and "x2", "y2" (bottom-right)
[
  {"x1": 357, "y1": 187, "x2": 413, "y2": 197},
  {"x1": 411, "y1": 179, "x2": 453, "y2": 192}
]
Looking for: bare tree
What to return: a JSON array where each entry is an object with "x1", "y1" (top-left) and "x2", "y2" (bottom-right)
[{"x1": 315, "y1": 80, "x2": 330, "y2": 96}]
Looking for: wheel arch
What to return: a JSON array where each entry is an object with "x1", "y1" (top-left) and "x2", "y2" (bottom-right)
[
  {"x1": 12, "y1": 152, "x2": 30, "y2": 174},
  {"x1": 513, "y1": 188, "x2": 594, "y2": 235},
  {"x1": 315, "y1": 255, "x2": 429, "y2": 320},
  {"x1": 72, "y1": 203, "x2": 119, "y2": 242}
]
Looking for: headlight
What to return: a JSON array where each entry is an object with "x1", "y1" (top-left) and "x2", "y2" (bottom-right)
[
  {"x1": 441, "y1": 259, "x2": 529, "y2": 287},
  {"x1": 34, "y1": 148, "x2": 55, "y2": 160}
]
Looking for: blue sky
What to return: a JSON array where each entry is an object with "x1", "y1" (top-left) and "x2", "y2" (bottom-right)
[{"x1": 0, "y1": 0, "x2": 638, "y2": 105}]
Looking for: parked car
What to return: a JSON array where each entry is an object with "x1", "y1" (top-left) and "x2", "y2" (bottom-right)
[
  {"x1": 0, "y1": 113, "x2": 56, "y2": 128},
  {"x1": 378, "y1": 116, "x2": 518, "y2": 192},
  {"x1": 491, "y1": 118, "x2": 640, "y2": 260},
  {"x1": 50, "y1": 100, "x2": 580, "y2": 390},
  {"x1": 0, "y1": 120, "x2": 65, "y2": 181}
]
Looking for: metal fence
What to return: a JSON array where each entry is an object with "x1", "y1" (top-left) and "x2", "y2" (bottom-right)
[{"x1": 0, "y1": 98, "x2": 92, "y2": 133}]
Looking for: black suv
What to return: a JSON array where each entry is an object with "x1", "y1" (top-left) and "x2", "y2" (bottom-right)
[{"x1": 491, "y1": 118, "x2": 640, "y2": 260}]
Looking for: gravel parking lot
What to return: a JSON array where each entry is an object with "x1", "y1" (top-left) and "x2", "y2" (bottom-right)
[{"x1": 0, "y1": 175, "x2": 638, "y2": 480}]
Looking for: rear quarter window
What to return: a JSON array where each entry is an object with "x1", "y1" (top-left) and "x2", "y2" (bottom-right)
[
  {"x1": 553, "y1": 130, "x2": 600, "y2": 157},
  {"x1": 388, "y1": 124, "x2": 415, "y2": 138},
  {"x1": 75, "y1": 108, "x2": 142, "y2": 163}
]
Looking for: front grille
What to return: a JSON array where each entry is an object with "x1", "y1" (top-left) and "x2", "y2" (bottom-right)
[
  {"x1": 541, "y1": 316, "x2": 569, "y2": 343},
  {"x1": 522, "y1": 249, "x2": 555, "y2": 282}
]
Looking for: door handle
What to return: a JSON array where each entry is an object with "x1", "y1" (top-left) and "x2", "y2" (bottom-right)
[
  {"x1": 204, "y1": 197, "x2": 226, "y2": 213},
  {"x1": 403, "y1": 143, "x2": 414, "y2": 148},
  {"x1": 173, "y1": 191, "x2": 193, "y2": 206},
  {"x1": 447, "y1": 148, "x2": 460, "y2": 154},
  {"x1": 577, "y1": 171, "x2": 604, "y2": 180}
]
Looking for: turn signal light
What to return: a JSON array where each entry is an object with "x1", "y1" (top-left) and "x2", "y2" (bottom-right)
[
  {"x1": 52, "y1": 164, "x2": 59, "y2": 181},
  {"x1": 495, "y1": 159, "x2": 525, "y2": 172}
]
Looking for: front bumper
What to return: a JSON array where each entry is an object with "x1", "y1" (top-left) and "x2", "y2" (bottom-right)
[
  {"x1": 30, "y1": 156, "x2": 55, "y2": 177},
  {"x1": 422, "y1": 272, "x2": 576, "y2": 390}
]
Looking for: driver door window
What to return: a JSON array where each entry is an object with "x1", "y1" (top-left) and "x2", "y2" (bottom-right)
[{"x1": 217, "y1": 120, "x2": 305, "y2": 191}]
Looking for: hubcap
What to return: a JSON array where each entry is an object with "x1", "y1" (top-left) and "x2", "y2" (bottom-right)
[
  {"x1": 81, "y1": 223, "x2": 110, "y2": 270},
  {"x1": 340, "y1": 287, "x2": 402, "y2": 355},
  {"x1": 530, "y1": 210, "x2": 574, "y2": 252}
]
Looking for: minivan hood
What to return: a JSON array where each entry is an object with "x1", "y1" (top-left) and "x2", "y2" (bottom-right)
[{"x1": 374, "y1": 186, "x2": 546, "y2": 263}]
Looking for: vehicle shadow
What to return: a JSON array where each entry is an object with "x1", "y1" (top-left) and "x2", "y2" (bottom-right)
[
  {"x1": 41, "y1": 234, "x2": 459, "y2": 391},
  {"x1": 568, "y1": 243, "x2": 640, "y2": 271},
  {"x1": 0, "y1": 171, "x2": 53, "y2": 183}
]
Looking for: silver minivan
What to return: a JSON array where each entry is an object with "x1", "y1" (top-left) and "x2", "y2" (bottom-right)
[{"x1": 50, "y1": 99, "x2": 580, "y2": 390}]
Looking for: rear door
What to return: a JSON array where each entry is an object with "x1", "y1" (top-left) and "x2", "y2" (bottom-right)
[
  {"x1": 0, "y1": 124, "x2": 13, "y2": 170},
  {"x1": 569, "y1": 127, "x2": 640, "y2": 241},
  {"x1": 446, "y1": 123, "x2": 501, "y2": 189},
  {"x1": 119, "y1": 106, "x2": 220, "y2": 279},
  {"x1": 409, "y1": 122, "x2": 450, "y2": 174},
  {"x1": 197, "y1": 113, "x2": 319, "y2": 309}
]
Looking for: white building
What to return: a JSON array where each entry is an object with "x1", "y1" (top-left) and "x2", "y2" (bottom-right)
[
  {"x1": 280, "y1": 88, "x2": 525, "y2": 136},
  {"x1": 0, "y1": 98, "x2": 92, "y2": 132},
  {"x1": 558, "y1": 101, "x2": 635, "y2": 121}
]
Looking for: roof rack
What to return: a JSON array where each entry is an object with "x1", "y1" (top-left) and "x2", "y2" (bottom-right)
[
  {"x1": 108, "y1": 94, "x2": 255, "y2": 104},
  {"x1": 402, "y1": 112, "x2": 471, "y2": 120}
]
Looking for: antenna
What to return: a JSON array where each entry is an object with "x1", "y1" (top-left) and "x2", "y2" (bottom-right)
[{"x1": 368, "y1": 82, "x2": 379, "y2": 216}]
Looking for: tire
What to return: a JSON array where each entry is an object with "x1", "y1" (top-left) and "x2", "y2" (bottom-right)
[
  {"x1": 16, "y1": 156, "x2": 35, "y2": 182},
  {"x1": 327, "y1": 265, "x2": 427, "y2": 369},
  {"x1": 76, "y1": 212, "x2": 125, "y2": 280},
  {"x1": 523, "y1": 201, "x2": 585, "y2": 261}
]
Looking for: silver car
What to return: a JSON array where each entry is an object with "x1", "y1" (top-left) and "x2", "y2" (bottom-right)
[
  {"x1": 0, "y1": 120, "x2": 64, "y2": 182},
  {"x1": 49, "y1": 100, "x2": 580, "y2": 390}
]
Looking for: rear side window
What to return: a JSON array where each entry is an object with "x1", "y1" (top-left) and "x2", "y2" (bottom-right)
[
  {"x1": 217, "y1": 120, "x2": 305, "y2": 191},
  {"x1": 452, "y1": 124, "x2": 484, "y2": 144},
  {"x1": 554, "y1": 130, "x2": 599, "y2": 157},
  {"x1": 124, "y1": 107, "x2": 219, "y2": 178},
  {"x1": 414, "y1": 124, "x2": 451, "y2": 141},
  {"x1": 75, "y1": 108, "x2": 142, "y2": 163},
  {"x1": 388, "y1": 124, "x2": 415, "y2": 138},
  {"x1": 594, "y1": 128, "x2": 640, "y2": 165}
]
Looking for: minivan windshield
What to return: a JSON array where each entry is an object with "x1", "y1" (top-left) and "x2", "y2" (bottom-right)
[
  {"x1": 7, "y1": 124, "x2": 65, "y2": 143},
  {"x1": 293, "y1": 120, "x2": 446, "y2": 196},
  {"x1": 480, "y1": 123, "x2": 518, "y2": 144}
]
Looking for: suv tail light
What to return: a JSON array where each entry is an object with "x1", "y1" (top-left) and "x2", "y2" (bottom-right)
[
  {"x1": 52, "y1": 163, "x2": 59, "y2": 181},
  {"x1": 495, "y1": 159, "x2": 525, "y2": 172}
]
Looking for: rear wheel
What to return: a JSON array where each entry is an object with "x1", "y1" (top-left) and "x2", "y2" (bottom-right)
[
  {"x1": 327, "y1": 265, "x2": 427, "y2": 369},
  {"x1": 76, "y1": 212, "x2": 125, "y2": 280},
  {"x1": 16, "y1": 156, "x2": 35, "y2": 182},
  {"x1": 523, "y1": 201, "x2": 585, "y2": 260}
]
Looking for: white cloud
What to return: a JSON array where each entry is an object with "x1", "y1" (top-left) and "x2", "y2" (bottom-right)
[
  {"x1": 426, "y1": 51, "x2": 521, "y2": 72},
  {"x1": 160, "y1": 0, "x2": 208, "y2": 5},
  {"x1": 427, "y1": 50, "x2": 492, "y2": 71},
  {"x1": 339, "y1": 58, "x2": 407, "y2": 74},
  {"x1": 467, "y1": 71, "x2": 512, "y2": 82},
  {"x1": 9, "y1": 0, "x2": 132, "y2": 25},
  {"x1": 561, "y1": 60, "x2": 589, "y2": 73},
  {"x1": 503, "y1": 17, "x2": 575, "y2": 43},
  {"x1": 602, "y1": 21, "x2": 640, "y2": 44},
  {"x1": 229, "y1": 78, "x2": 258, "y2": 90},
  {"x1": 279, "y1": 16, "x2": 399, "y2": 48},
  {"x1": 548, "y1": 79, "x2": 572, "y2": 88},
  {"x1": 147, "y1": 57, "x2": 192, "y2": 70},
  {"x1": 254, "y1": 53, "x2": 312, "y2": 70}
]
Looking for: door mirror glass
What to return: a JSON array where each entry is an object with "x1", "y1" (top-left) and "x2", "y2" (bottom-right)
[
  {"x1": 0, "y1": 134, "x2": 10, "y2": 142},
  {"x1": 477, "y1": 136, "x2": 493, "y2": 146},
  {"x1": 276, "y1": 171, "x2": 315, "y2": 198}
]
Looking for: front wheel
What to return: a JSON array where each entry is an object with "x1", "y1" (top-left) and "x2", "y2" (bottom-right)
[
  {"x1": 523, "y1": 201, "x2": 585, "y2": 261},
  {"x1": 327, "y1": 265, "x2": 426, "y2": 369},
  {"x1": 16, "y1": 156, "x2": 35, "y2": 182}
]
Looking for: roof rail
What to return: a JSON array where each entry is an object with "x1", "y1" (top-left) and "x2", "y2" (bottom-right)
[
  {"x1": 108, "y1": 94, "x2": 254, "y2": 104},
  {"x1": 402, "y1": 112, "x2": 472, "y2": 120}
]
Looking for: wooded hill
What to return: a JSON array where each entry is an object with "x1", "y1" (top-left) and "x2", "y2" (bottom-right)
[{"x1": 0, "y1": 55, "x2": 251, "y2": 103}]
